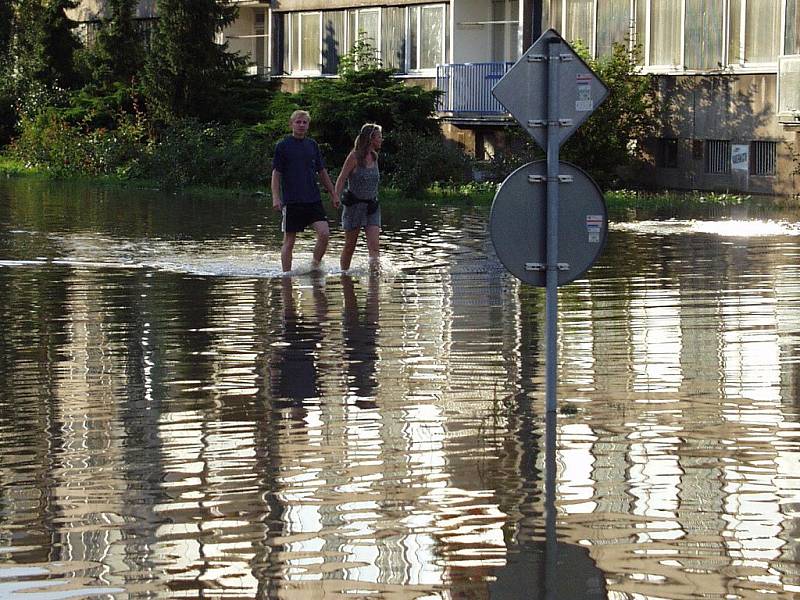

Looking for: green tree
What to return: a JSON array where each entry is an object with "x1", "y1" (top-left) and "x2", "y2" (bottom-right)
[
  {"x1": 143, "y1": 0, "x2": 246, "y2": 122},
  {"x1": 83, "y1": 0, "x2": 144, "y2": 89},
  {"x1": 492, "y1": 42, "x2": 657, "y2": 189},
  {"x1": 14, "y1": 0, "x2": 81, "y2": 92},
  {"x1": 562, "y1": 42, "x2": 657, "y2": 188},
  {"x1": 0, "y1": 0, "x2": 16, "y2": 145}
]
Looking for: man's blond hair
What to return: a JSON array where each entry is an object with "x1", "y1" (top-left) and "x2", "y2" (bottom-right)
[{"x1": 290, "y1": 109, "x2": 310, "y2": 122}]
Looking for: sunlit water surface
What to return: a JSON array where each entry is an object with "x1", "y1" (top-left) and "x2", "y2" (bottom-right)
[{"x1": 0, "y1": 179, "x2": 799, "y2": 599}]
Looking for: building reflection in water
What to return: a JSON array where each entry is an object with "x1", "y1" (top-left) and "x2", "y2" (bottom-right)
[{"x1": 1, "y1": 211, "x2": 799, "y2": 599}]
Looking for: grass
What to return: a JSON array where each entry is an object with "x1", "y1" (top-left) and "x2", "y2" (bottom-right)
[{"x1": 3, "y1": 156, "x2": 796, "y2": 211}]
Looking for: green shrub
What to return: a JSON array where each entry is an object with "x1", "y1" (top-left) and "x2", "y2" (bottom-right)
[
  {"x1": 382, "y1": 129, "x2": 473, "y2": 196},
  {"x1": 136, "y1": 119, "x2": 272, "y2": 188},
  {"x1": 12, "y1": 109, "x2": 145, "y2": 176}
]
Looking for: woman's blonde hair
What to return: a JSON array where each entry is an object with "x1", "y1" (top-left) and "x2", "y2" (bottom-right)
[{"x1": 353, "y1": 123, "x2": 382, "y2": 167}]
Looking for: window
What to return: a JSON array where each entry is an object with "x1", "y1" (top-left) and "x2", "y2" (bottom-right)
[
  {"x1": 750, "y1": 141, "x2": 777, "y2": 175},
  {"x1": 684, "y1": 0, "x2": 723, "y2": 70},
  {"x1": 254, "y1": 9, "x2": 267, "y2": 74},
  {"x1": 415, "y1": 5, "x2": 446, "y2": 70},
  {"x1": 658, "y1": 138, "x2": 679, "y2": 168},
  {"x1": 596, "y1": 0, "x2": 634, "y2": 57},
  {"x1": 650, "y1": 0, "x2": 682, "y2": 67},
  {"x1": 298, "y1": 13, "x2": 321, "y2": 72},
  {"x1": 322, "y1": 11, "x2": 346, "y2": 74},
  {"x1": 565, "y1": 0, "x2": 593, "y2": 49},
  {"x1": 382, "y1": 6, "x2": 405, "y2": 71},
  {"x1": 786, "y1": 0, "x2": 799, "y2": 55},
  {"x1": 354, "y1": 8, "x2": 380, "y2": 51},
  {"x1": 705, "y1": 140, "x2": 731, "y2": 174},
  {"x1": 730, "y1": 0, "x2": 782, "y2": 64},
  {"x1": 692, "y1": 139, "x2": 704, "y2": 160},
  {"x1": 491, "y1": 0, "x2": 520, "y2": 62},
  {"x1": 279, "y1": 4, "x2": 447, "y2": 76}
]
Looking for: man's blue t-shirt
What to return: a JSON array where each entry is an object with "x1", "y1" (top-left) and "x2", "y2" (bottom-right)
[{"x1": 272, "y1": 136, "x2": 325, "y2": 205}]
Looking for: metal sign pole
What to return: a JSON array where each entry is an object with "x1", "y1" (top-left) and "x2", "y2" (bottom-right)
[
  {"x1": 489, "y1": 29, "x2": 610, "y2": 599},
  {"x1": 544, "y1": 36, "x2": 560, "y2": 600}
]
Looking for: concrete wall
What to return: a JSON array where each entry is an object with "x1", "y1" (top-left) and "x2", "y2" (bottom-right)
[{"x1": 643, "y1": 74, "x2": 799, "y2": 195}]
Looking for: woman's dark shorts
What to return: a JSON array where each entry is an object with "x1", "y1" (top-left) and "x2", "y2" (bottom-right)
[{"x1": 282, "y1": 202, "x2": 328, "y2": 233}]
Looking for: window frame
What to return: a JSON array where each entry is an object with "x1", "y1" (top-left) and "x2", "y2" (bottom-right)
[
  {"x1": 547, "y1": 0, "x2": 791, "y2": 74},
  {"x1": 729, "y1": 0, "x2": 785, "y2": 70},
  {"x1": 408, "y1": 4, "x2": 448, "y2": 74},
  {"x1": 279, "y1": 4, "x2": 449, "y2": 78}
]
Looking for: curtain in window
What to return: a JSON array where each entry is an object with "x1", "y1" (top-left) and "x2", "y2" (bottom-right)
[
  {"x1": 420, "y1": 5, "x2": 444, "y2": 68},
  {"x1": 728, "y1": 0, "x2": 742, "y2": 63},
  {"x1": 281, "y1": 13, "x2": 294, "y2": 75},
  {"x1": 409, "y1": 6, "x2": 418, "y2": 70},
  {"x1": 564, "y1": 0, "x2": 593, "y2": 49},
  {"x1": 382, "y1": 6, "x2": 405, "y2": 71},
  {"x1": 358, "y1": 9, "x2": 379, "y2": 48},
  {"x1": 491, "y1": 0, "x2": 505, "y2": 61},
  {"x1": 684, "y1": 0, "x2": 723, "y2": 69},
  {"x1": 785, "y1": 0, "x2": 799, "y2": 55},
  {"x1": 542, "y1": 0, "x2": 562, "y2": 33},
  {"x1": 634, "y1": 0, "x2": 646, "y2": 62},
  {"x1": 745, "y1": 0, "x2": 780, "y2": 62},
  {"x1": 300, "y1": 13, "x2": 320, "y2": 71},
  {"x1": 509, "y1": 0, "x2": 519, "y2": 59},
  {"x1": 322, "y1": 11, "x2": 345, "y2": 75},
  {"x1": 597, "y1": 0, "x2": 632, "y2": 57},
  {"x1": 649, "y1": 0, "x2": 681, "y2": 66}
]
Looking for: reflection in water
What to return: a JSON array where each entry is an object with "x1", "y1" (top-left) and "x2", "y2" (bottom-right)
[
  {"x1": 0, "y1": 179, "x2": 799, "y2": 599},
  {"x1": 270, "y1": 276, "x2": 327, "y2": 402},
  {"x1": 342, "y1": 274, "x2": 380, "y2": 405}
]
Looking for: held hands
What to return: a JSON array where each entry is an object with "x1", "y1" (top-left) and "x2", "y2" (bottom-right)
[{"x1": 331, "y1": 189, "x2": 341, "y2": 209}]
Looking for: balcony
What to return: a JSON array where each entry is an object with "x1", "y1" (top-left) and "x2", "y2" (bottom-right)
[{"x1": 436, "y1": 62, "x2": 514, "y2": 118}]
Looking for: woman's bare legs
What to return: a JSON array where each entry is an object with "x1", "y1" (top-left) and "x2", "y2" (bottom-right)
[
  {"x1": 340, "y1": 228, "x2": 361, "y2": 271},
  {"x1": 365, "y1": 225, "x2": 380, "y2": 266}
]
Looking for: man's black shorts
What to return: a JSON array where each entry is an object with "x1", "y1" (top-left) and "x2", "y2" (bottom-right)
[{"x1": 282, "y1": 202, "x2": 328, "y2": 233}]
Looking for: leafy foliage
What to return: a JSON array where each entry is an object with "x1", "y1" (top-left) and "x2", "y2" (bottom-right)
[
  {"x1": 381, "y1": 129, "x2": 473, "y2": 195},
  {"x1": 143, "y1": 0, "x2": 247, "y2": 122},
  {"x1": 79, "y1": 0, "x2": 144, "y2": 90},
  {"x1": 13, "y1": 0, "x2": 82, "y2": 92},
  {"x1": 491, "y1": 42, "x2": 658, "y2": 189}
]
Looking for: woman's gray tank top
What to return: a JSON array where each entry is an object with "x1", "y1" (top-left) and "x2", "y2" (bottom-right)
[{"x1": 347, "y1": 161, "x2": 380, "y2": 200}]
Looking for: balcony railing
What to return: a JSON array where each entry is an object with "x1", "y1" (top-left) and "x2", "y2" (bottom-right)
[{"x1": 436, "y1": 62, "x2": 514, "y2": 115}]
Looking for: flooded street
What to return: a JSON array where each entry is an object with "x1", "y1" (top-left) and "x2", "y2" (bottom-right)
[{"x1": 0, "y1": 178, "x2": 798, "y2": 599}]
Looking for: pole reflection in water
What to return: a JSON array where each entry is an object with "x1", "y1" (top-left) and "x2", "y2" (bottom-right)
[{"x1": 0, "y1": 179, "x2": 798, "y2": 599}]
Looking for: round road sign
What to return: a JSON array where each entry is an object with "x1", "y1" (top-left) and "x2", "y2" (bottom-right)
[{"x1": 489, "y1": 160, "x2": 607, "y2": 287}]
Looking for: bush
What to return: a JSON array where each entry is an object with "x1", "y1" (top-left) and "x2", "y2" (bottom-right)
[
  {"x1": 382, "y1": 129, "x2": 473, "y2": 196},
  {"x1": 12, "y1": 109, "x2": 145, "y2": 176},
  {"x1": 136, "y1": 119, "x2": 272, "y2": 188},
  {"x1": 489, "y1": 42, "x2": 657, "y2": 190}
]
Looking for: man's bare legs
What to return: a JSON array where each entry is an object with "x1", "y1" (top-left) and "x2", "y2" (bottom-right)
[
  {"x1": 281, "y1": 231, "x2": 297, "y2": 273},
  {"x1": 310, "y1": 220, "x2": 330, "y2": 269},
  {"x1": 281, "y1": 221, "x2": 330, "y2": 273}
]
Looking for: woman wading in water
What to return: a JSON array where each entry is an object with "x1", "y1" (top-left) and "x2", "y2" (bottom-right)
[{"x1": 335, "y1": 123, "x2": 383, "y2": 272}]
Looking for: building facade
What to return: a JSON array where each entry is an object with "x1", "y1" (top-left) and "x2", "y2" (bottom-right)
[{"x1": 69, "y1": 1, "x2": 800, "y2": 195}]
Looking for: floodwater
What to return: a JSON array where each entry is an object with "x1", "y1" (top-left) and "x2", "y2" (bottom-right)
[{"x1": 0, "y1": 178, "x2": 798, "y2": 600}]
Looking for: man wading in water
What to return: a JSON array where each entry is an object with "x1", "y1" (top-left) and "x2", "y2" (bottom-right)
[{"x1": 271, "y1": 110, "x2": 339, "y2": 273}]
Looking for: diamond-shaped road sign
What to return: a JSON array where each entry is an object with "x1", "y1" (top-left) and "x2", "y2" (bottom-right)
[{"x1": 492, "y1": 29, "x2": 609, "y2": 150}]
